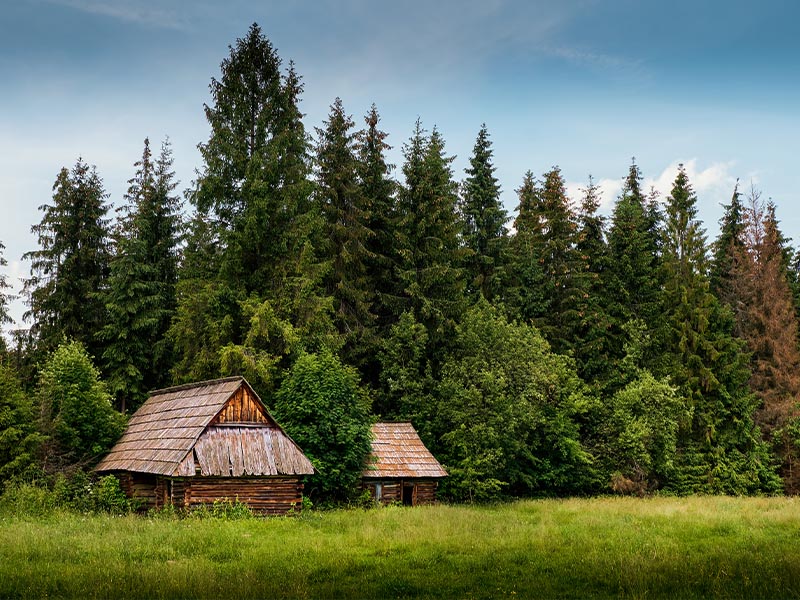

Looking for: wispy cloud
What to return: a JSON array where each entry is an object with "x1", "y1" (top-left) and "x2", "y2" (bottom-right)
[
  {"x1": 542, "y1": 45, "x2": 647, "y2": 78},
  {"x1": 646, "y1": 159, "x2": 738, "y2": 202},
  {"x1": 44, "y1": 0, "x2": 190, "y2": 30},
  {"x1": 566, "y1": 177, "x2": 623, "y2": 212}
]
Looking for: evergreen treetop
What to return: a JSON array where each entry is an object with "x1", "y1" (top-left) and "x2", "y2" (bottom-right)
[{"x1": 460, "y1": 124, "x2": 508, "y2": 302}]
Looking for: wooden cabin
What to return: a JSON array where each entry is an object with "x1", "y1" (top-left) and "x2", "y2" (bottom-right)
[
  {"x1": 95, "y1": 376, "x2": 314, "y2": 515},
  {"x1": 361, "y1": 422, "x2": 447, "y2": 506}
]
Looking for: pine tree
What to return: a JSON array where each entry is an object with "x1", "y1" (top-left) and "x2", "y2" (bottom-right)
[
  {"x1": 508, "y1": 172, "x2": 547, "y2": 322},
  {"x1": 315, "y1": 98, "x2": 374, "y2": 357},
  {"x1": 22, "y1": 159, "x2": 111, "y2": 359},
  {"x1": 100, "y1": 139, "x2": 182, "y2": 412},
  {"x1": 356, "y1": 104, "x2": 398, "y2": 354},
  {"x1": 605, "y1": 160, "x2": 663, "y2": 371},
  {"x1": 459, "y1": 124, "x2": 508, "y2": 302},
  {"x1": 394, "y1": 121, "x2": 466, "y2": 345},
  {"x1": 194, "y1": 23, "x2": 316, "y2": 297},
  {"x1": 173, "y1": 25, "x2": 327, "y2": 384},
  {"x1": 710, "y1": 181, "x2": 745, "y2": 304},
  {"x1": 572, "y1": 177, "x2": 614, "y2": 386},
  {"x1": 510, "y1": 167, "x2": 581, "y2": 355},
  {"x1": 660, "y1": 167, "x2": 778, "y2": 494}
]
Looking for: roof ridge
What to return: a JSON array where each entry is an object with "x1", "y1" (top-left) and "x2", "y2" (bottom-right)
[{"x1": 149, "y1": 376, "x2": 244, "y2": 397}]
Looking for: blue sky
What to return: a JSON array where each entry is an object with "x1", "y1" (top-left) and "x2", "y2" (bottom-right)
[{"x1": 2, "y1": 0, "x2": 799, "y2": 332}]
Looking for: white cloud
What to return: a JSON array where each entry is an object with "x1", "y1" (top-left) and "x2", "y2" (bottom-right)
[
  {"x1": 44, "y1": 0, "x2": 189, "y2": 30},
  {"x1": 645, "y1": 158, "x2": 738, "y2": 202},
  {"x1": 543, "y1": 45, "x2": 646, "y2": 78},
  {"x1": 565, "y1": 177, "x2": 623, "y2": 212}
]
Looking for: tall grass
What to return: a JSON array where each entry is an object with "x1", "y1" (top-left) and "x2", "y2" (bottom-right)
[{"x1": 2, "y1": 496, "x2": 800, "y2": 598}]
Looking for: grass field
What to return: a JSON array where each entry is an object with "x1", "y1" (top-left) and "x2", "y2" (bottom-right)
[{"x1": 2, "y1": 496, "x2": 800, "y2": 598}]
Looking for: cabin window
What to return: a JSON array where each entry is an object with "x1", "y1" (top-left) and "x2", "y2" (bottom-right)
[{"x1": 375, "y1": 483, "x2": 382, "y2": 500}]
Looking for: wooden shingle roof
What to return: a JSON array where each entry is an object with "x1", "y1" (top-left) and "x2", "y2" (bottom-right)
[
  {"x1": 95, "y1": 376, "x2": 314, "y2": 477},
  {"x1": 362, "y1": 422, "x2": 447, "y2": 479}
]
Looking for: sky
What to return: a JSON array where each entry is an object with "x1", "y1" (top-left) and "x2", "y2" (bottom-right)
[{"x1": 2, "y1": 0, "x2": 799, "y2": 334}]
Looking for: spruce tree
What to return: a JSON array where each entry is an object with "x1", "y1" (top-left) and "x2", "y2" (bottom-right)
[
  {"x1": 726, "y1": 190, "x2": 800, "y2": 490},
  {"x1": 22, "y1": 159, "x2": 111, "y2": 359},
  {"x1": 605, "y1": 160, "x2": 663, "y2": 371},
  {"x1": 572, "y1": 177, "x2": 614, "y2": 386},
  {"x1": 173, "y1": 24, "x2": 327, "y2": 384},
  {"x1": 356, "y1": 104, "x2": 398, "y2": 381},
  {"x1": 100, "y1": 139, "x2": 182, "y2": 412},
  {"x1": 459, "y1": 124, "x2": 508, "y2": 302},
  {"x1": 510, "y1": 167, "x2": 581, "y2": 355},
  {"x1": 508, "y1": 172, "x2": 547, "y2": 322},
  {"x1": 394, "y1": 121, "x2": 466, "y2": 346},
  {"x1": 710, "y1": 181, "x2": 745, "y2": 304},
  {"x1": 194, "y1": 23, "x2": 316, "y2": 297},
  {"x1": 660, "y1": 167, "x2": 778, "y2": 494},
  {"x1": 315, "y1": 98, "x2": 374, "y2": 359}
]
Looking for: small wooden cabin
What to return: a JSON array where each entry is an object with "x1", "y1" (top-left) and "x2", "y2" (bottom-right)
[
  {"x1": 95, "y1": 376, "x2": 314, "y2": 515},
  {"x1": 361, "y1": 422, "x2": 447, "y2": 506}
]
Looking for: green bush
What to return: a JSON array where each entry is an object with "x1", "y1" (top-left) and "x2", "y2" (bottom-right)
[
  {"x1": 37, "y1": 341, "x2": 126, "y2": 468},
  {"x1": 0, "y1": 481, "x2": 58, "y2": 516},
  {"x1": 273, "y1": 350, "x2": 372, "y2": 502},
  {"x1": 0, "y1": 473, "x2": 137, "y2": 516}
]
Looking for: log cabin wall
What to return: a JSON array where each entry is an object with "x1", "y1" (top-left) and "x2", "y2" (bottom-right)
[
  {"x1": 413, "y1": 481, "x2": 438, "y2": 505},
  {"x1": 116, "y1": 473, "x2": 304, "y2": 515},
  {"x1": 362, "y1": 481, "x2": 401, "y2": 504},
  {"x1": 362, "y1": 479, "x2": 438, "y2": 506},
  {"x1": 117, "y1": 472, "x2": 160, "y2": 510},
  {"x1": 185, "y1": 477, "x2": 304, "y2": 515}
]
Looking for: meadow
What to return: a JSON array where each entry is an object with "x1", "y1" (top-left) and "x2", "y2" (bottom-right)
[{"x1": 1, "y1": 496, "x2": 800, "y2": 599}]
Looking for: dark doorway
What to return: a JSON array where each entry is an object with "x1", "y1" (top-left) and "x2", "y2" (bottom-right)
[{"x1": 402, "y1": 483, "x2": 414, "y2": 506}]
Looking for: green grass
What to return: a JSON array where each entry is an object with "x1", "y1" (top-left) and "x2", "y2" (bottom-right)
[{"x1": 2, "y1": 496, "x2": 800, "y2": 598}]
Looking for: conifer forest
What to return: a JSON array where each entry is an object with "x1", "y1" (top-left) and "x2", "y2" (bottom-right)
[{"x1": 4, "y1": 23, "x2": 800, "y2": 503}]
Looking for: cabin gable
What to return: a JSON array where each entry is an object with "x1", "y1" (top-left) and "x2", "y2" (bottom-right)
[{"x1": 210, "y1": 384, "x2": 273, "y2": 426}]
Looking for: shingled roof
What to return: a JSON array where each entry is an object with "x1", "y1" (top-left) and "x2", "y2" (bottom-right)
[
  {"x1": 362, "y1": 422, "x2": 447, "y2": 479},
  {"x1": 95, "y1": 376, "x2": 314, "y2": 477}
]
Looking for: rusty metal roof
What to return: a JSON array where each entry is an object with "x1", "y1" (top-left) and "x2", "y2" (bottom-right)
[
  {"x1": 362, "y1": 422, "x2": 447, "y2": 479},
  {"x1": 95, "y1": 377, "x2": 314, "y2": 477}
]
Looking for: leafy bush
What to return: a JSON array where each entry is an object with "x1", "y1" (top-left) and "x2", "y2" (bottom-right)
[
  {"x1": 0, "y1": 481, "x2": 58, "y2": 516},
  {"x1": 434, "y1": 301, "x2": 597, "y2": 501},
  {"x1": 37, "y1": 341, "x2": 126, "y2": 469},
  {"x1": 273, "y1": 350, "x2": 372, "y2": 502},
  {"x1": 0, "y1": 472, "x2": 137, "y2": 516},
  {"x1": 0, "y1": 363, "x2": 43, "y2": 491}
]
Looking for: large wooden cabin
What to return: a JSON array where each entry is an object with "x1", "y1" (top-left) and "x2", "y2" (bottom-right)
[
  {"x1": 95, "y1": 377, "x2": 314, "y2": 515},
  {"x1": 361, "y1": 422, "x2": 447, "y2": 506}
]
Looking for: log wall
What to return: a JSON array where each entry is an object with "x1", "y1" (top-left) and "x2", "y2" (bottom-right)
[
  {"x1": 413, "y1": 481, "x2": 438, "y2": 505},
  {"x1": 115, "y1": 472, "x2": 304, "y2": 515},
  {"x1": 362, "y1": 479, "x2": 439, "y2": 506},
  {"x1": 117, "y1": 472, "x2": 160, "y2": 510},
  {"x1": 187, "y1": 477, "x2": 304, "y2": 515}
]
